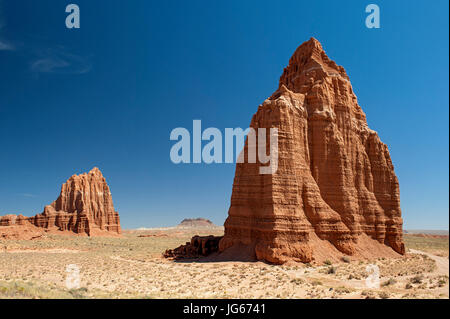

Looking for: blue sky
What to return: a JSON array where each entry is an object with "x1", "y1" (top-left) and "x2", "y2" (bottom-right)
[{"x1": 0, "y1": 0, "x2": 448, "y2": 230}]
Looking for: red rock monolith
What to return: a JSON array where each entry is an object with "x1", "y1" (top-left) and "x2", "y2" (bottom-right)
[
  {"x1": 218, "y1": 38, "x2": 405, "y2": 264},
  {"x1": 0, "y1": 167, "x2": 121, "y2": 237}
]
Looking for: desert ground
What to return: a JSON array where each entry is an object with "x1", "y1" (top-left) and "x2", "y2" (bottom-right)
[{"x1": 0, "y1": 227, "x2": 448, "y2": 299}]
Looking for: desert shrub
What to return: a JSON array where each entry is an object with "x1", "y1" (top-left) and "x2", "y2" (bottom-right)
[
  {"x1": 361, "y1": 290, "x2": 376, "y2": 299},
  {"x1": 327, "y1": 266, "x2": 336, "y2": 274},
  {"x1": 378, "y1": 291, "x2": 390, "y2": 299},
  {"x1": 382, "y1": 278, "x2": 397, "y2": 286},
  {"x1": 335, "y1": 286, "x2": 350, "y2": 294},
  {"x1": 290, "y1": 278, "x2": 304, "y2": 285},
  {"x1": 341, "y1": 256, "x2": 351, "y2": 263},
  {"x1": 411, "y1": 275, "x2": 424, "y2": 284},
  {"x1": 438, "y1": 279, "x2": 447, "y2": 287}
]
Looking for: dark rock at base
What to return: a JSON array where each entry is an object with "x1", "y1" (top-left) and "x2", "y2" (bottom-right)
[{"x1": 164, "y1": 235, "x2": 223, "y2": 260}]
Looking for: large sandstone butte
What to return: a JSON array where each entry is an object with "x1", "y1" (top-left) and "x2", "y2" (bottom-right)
[
  {"x1": 218, "y1": 38, "x2": 405, "y2": 264},
  {"x1": 0, "y1": 167, "x2": 121, "y2": 238}
]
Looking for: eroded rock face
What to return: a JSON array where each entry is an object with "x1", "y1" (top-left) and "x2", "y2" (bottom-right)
[
  {"x1": 218, "y1": 38, "x2": 405, "y2": 264},
  {"x1": 30, "y1": 167, "x2": 121, "y2": 235},
  {"x1": 164, "y1": 235, "x2": 223, "y2": 260},
  {"x1": 0, "y1": 214, "x2": 28, "y2": 226},
  {"x1": 0, "y1": 167, "x2": 121, "y2": 237}
]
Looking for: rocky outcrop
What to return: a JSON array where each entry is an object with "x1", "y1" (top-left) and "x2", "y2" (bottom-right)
[
  {"x1": 164, "y1": 235, "x2": 223, "y2": 260},
  {"x1": 0, "y1": 214, "x2": 28, "y2": 226},
  {"x1": 218, "y1": 38, "x2": 405, "y2": 264},
  {"x1": 0, "y1": 167, "x2": 121, "y2": 237}
]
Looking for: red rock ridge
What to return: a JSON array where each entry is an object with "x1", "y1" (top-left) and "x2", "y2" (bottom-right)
[{"x1": 218, "y1": 38, "x2": 405, "y2": 264}]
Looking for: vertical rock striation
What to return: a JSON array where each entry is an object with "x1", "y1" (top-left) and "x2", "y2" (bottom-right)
[
  {"x1": 30, "y1": 167, "x2": 121, "y2": 235},
  {"x1": 219, "y1": 38, "x2": 404, "y2": 263},
  {"x1": 0, "y1": 167, "x2": 121, "y2": 237}
]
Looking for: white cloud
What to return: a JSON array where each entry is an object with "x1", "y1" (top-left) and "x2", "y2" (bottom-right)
[
  {"x1": 30, "y1": 47, "x2": 91, "y2": 74},
  {"x1": 0, "y1": 2, "x2": 14, "y2": 51},
  {"x1": 0, "y1": 2, "x2": 90, "y2": 73},
  {"x1": 19, "y1": 193, "x2": 37, "y2": 198},
  {"x1": 0, "y1": 40, "x2": 13, "y2": 51},
  {"x1": 31, "y1": 57, "x2": 70, "y2": 73}
]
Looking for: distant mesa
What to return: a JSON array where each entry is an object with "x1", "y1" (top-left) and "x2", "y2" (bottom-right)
[
  {"x1": 0, "y1": 167, "x2": 121, "y2": 239},
  {"x1": 166, "y1": 38, "x2": 405, "y2": 264},
  {"x1": 404, "y1": 230, "x2": 449, "y2": 239},
  {"x1": 404, "y1": 229, "x2": 449, "y2": 236},
  {"x1": 177, "y1": 218, "x2": 217, "y2": 228},
  {"x1": 163, "y1": 219, "x2": 222, "y2": 259}
]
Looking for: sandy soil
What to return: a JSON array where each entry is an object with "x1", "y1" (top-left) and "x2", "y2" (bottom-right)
[
  {"x1": 409, "y1": 249, "x2": 448, "y2": 276},
  {"x1": 0, "y1": 229, "x2": 448, "y2": 299}
]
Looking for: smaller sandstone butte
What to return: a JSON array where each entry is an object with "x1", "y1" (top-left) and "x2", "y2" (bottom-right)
[
  {"x1": 0, "y1": 167, "x2": 121, "y2": 238},
  {"x1": 177, "y1": 218, "x2": 217, "y2": 228},
  {"x1": 164, "y1": 235, "x2": 223, "y2": 260}
]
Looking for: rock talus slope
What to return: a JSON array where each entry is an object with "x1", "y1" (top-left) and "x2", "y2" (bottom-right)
[
  {"x1": 164, "y1": 235, "x2": 223, "y2": 260},
  {"x1": 0, "y1": 167, "x2": 121, "y2": 237},
  {"x1": 219, "y1": 38, "x2": 404, "y2": 264}
]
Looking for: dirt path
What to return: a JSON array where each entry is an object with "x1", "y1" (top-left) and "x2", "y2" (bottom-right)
[{"x1": 409, "y1": 249, "x2": 449, "y2": 276}]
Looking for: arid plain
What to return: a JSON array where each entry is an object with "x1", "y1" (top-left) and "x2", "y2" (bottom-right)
[
  {"x1": 0, "y1": 39, "x2": 448, "y2": 300},
  {"x1": 0, "y1": 227, "x2": 448, "y2": 299}
]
